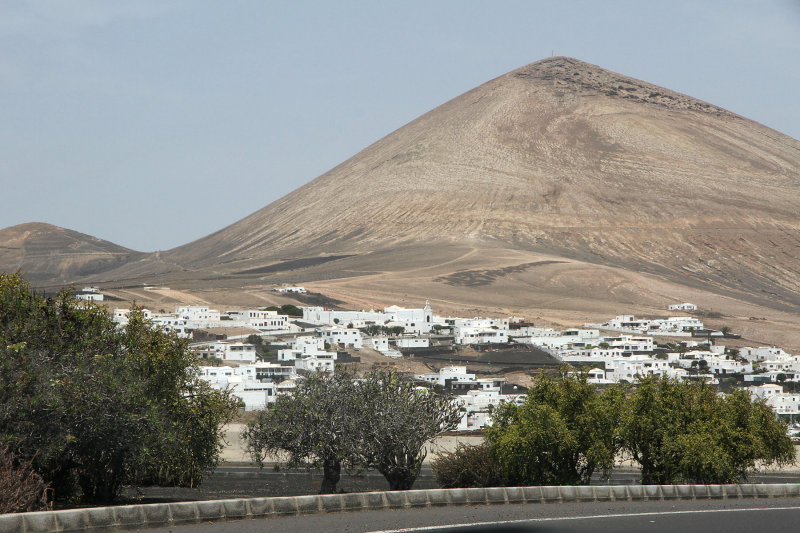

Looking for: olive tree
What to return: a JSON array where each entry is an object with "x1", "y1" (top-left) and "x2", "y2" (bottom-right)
[
  {"x1": 242, "y1": 369, "x2": 364, "y2": 493},
  {"x1": 243, "y1": 368, "x2": 460, "y2": 492},
  {"x1": 357, "y1": 369, "x2": 461, "y2": 490},
  {"x1": 619, "y1": 376, "x2": 794, "y2": 484}
]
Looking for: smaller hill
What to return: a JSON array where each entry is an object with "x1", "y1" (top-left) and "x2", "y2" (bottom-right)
[{"x1": 0, "y1": 222, "x2": 142, "y2": 285}]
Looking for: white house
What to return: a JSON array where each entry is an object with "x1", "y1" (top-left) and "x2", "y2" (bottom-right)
[
  {"x1": 277, "y1": 336, "x2": 328, "y2": 360},
  {"x1": 76, "y1": 291, "x2": 103, "y2": 301},
  {"x1": 750, "y1": 384, "x2": 800, "y2": 419},
  {"x1": 650, "y1": 317, "x2": 705, "y2": 335},
  {"x1": 295, "y1": 356, "x2": 335, "y2": 373},
  {"x1": 415, "y1": 366, "x2": 476, "y2": 386},
  {"x1": 453, "y1": 389, "x2": 525, "y2": 430},
  {"x1": 198, "y1": 365, "x2": 277, "y2": 411},
  {"x1": 395, "y1": 338, "x2": 430, "y2": 348},
  {"x1": 585, "y1": 368, "x2": 614, "y2": 384},
  {"x1": 739, "y1": 346, "x2": 790, "y2": 362},
  {"x1": 226, "y1": 309, "x2": 290, "y2": 331},
  {"x1": 678, "y1": 353, "x2": 753, "y2": 375},
  {"x1": 760, "y1": 355, "x2": 800, "y2": 374},
  {"x1": 600, "y1": 315, "x2": 703, "y2": 336},
  {"x1": 190, "y1": 341, "x2": 257, "y2": 363},
  {"x1": 606, "y1": 358, "x2": 672, "y2": 383},
  {"x1": 276, "y1": 286, "x2": 307, "y2": 293},
  {"x1": 302, "y1": 307, "x2": 388, "y2": 326},
  {"x1": 668, "y1": 303, "x2": 698, "y2": 311},
  {"x1": 317, "y1": 327, "x2": 363, "y2": 349},
  {"x1": 370, "y1": 337, "x2": 390, "y2": 351},
  {"x1": 176, "y1": 306, "x2": 221, "y2": 321},
  {"x1": 453, "y1": 320, "x2": 509, "y2": 345},
  {"x1": 253, "y1": 361, "x2": 296, "y2": 382},
  {"x1": 383, "y1": 301, "x2": 434, "y2": 334}
]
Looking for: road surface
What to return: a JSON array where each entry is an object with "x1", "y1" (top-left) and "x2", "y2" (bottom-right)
[{"x1": 139, "y1": 497, "x2": 800, "y2": 532}]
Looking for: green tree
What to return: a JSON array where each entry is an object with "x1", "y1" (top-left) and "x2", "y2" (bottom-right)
[
  {"x1": 360, "y1": 325, "x2": 383, "y2": 336},
  {"x1": 264, "y1": 304, "x2": 302, "y2": 317},
  {"x1": 619, "y1": 376, "x2": 794, "y2": 484},
  {"x1": 0, "y1": 273, "x2": 236, "y2": 503},
  {"x1": 485, "y1": 370, "x2": 622, "y2": 485}
]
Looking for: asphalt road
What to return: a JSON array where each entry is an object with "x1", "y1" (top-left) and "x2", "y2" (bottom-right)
[{"x1": 139, "y1": 497, "x2": 800, "y2": 532}]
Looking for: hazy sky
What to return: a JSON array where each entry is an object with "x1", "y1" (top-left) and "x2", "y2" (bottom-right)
[{"x1": 2, "y1": 0, "x2": 799, "y2": 252}]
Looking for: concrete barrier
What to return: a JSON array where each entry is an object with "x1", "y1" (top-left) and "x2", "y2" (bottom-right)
[{"x1": 3, "y1": 483, "x2": 800, "y2": 533}]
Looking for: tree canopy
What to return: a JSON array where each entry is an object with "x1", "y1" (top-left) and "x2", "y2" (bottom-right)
[
  {"x1": 242, "y1": 369, "x2": 364, "y2": 493},
  {"x1": 435, "y1": 371, "x2": 794, "y2": 487},
  {"x1": 485, "y1": 370, "x2": 621, "y2": 486},
  {"x1": 0, "y1": 273, "x2": 236, "y2": 504},
  {"x1": 619, "y1": 376, "x2": 794, "y2": 484},
  {"x1": 356, "y1": 370, "x2": 462, "y2": 490}
]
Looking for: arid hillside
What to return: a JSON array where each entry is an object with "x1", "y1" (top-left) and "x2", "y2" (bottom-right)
[
  {"x1": 157, "y1": 57, "x2": 800, "y2": 309},
  {"x1": 2, "y1": 57, "x2": 799, "y2": 346},
  {"x1": 0, "y1": 223, "x2": 143, "y2": 285}
]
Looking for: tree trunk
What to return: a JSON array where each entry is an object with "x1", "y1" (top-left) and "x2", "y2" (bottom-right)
[
  {"x1": 379, "y1": 461, "x2": 420, "y2": 491},
  {"x1": 320, "y1": 458, "x2": 341, "y2": 494},
  {"x1": 385, "y1": 471, "x2": 416, "y2": 490}
]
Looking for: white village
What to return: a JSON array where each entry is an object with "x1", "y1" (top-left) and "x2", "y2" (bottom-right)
[{"x1": 102, "y1": 289, "x2": 800, "y2": 436}]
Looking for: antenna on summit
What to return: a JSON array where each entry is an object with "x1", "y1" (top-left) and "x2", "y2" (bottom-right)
[{"x1": 551, "y1": 50, "x2": 555, "y2": 57}]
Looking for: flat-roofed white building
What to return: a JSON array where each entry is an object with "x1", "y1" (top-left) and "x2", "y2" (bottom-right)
[
  {"x1": 749, "y1": 384, "x2": 800, "y2": 419},
  {"x1": 606, "y1": 358, "x2": 672, "y2": 383},
  {"x1": 190, "y1": 341, "x2": 257, "y2": 362},
  {"x1": 600, "y1": 315, "x2": 703, "y2": 336},
  {"x1": 415, "y1": 366, "x2": 475, "y2": 386},
  {"x1": 276, "y1": 336, "x2": 337, "y2": 373},
  {"x1": 384, "y1": 301, "x2": 434, "y2": 334},
  {"x1": 76, "y1": 291, "x2": 103, "y2": 301},
  {"x1": 198, "y1": 365, "x2": 277, "y2": 410},
  {"x1": 253, "y1": 361, "x2": 296, "y2": 382},
  {"x1": 454, "y1": 326, "x2": 508, "y2": 345},
  {"x1": 396, "y1": 338, "x2": 430, "y2": 348},
  {"x1": 677, "y1": 352, "x2": 753, "y2": 375},
  {"x1": 317, "y1": 327, "x2": 363, "y2": 349},
  {"x1": 227, "y1": 309, "x2": 290, "y2": 331},
  {"x1": 176, "y1": 306, "x2": 220, "y2": 321},
  {"x1": 295, "y1": 356, "x2": 335, "y2": 373},
  {"x1": 302, "y1": 307, "x2": 388, "y2": 326},
  {"x1": 276, "y1": 286, "x2": 307, "y2": 293},
  {"x1": 739, "y1": 346, "x2": 790, "y2": 362},
  {"x1": 669, "y1": 303, "x2": 697, "y2": 311},
  {"x1": 277, "y1": 336, "x2": 329, "y2": 360}
]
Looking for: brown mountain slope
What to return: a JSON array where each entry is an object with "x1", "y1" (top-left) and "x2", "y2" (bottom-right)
[
  {"x1": 3, "y1": 57, "x2": 799, "y2": 342},
  {"x1": 0, "y1": 222, "x2": 143, "y2": 285},
  {"x1": 150, "y1": 56, "x2": 800, "y2": 311}
]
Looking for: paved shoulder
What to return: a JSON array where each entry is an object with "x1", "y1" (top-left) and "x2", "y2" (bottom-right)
[{"x1": 139, "y1": 498, "x2": 800, "y2": 533}]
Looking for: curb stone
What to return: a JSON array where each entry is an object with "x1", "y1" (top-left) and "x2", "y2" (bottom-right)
[{"x1": 2, "y1": 483, "x2": 800, "y2": 533}]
